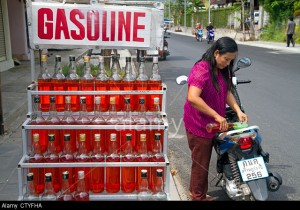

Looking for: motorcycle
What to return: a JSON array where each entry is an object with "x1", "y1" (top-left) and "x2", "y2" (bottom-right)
[
  {"x1": 159, "y1": 31, "x2": 170, "y2": 60},
  {"x1": 207, "y1": 29, "x2": 215, "y2": 44},
  {"x1": 176, "y1": 57, "x2": 282, "y2": 201},
  {"x1": 195, "y1": 28, "x2": 203, "y2": 42}
]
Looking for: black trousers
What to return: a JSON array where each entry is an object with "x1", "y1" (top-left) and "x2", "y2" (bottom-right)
[{"x1": 287, "y1": 34, "x2": 294, "y2": 47}]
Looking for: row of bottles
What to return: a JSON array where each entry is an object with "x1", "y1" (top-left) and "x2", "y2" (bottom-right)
[
  {"x1": 38, "y1": 54, "x2": 162, "y2": 112},
  {"x1": 27, "y1": 132, "x2": 165, "y2": 195}
]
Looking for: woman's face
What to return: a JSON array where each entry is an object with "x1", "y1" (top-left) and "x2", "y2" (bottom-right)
[{"x1": 214, "y1": 50, "x2": 237, "y2": 70}]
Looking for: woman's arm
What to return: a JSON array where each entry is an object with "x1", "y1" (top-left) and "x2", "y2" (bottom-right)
[{"x1": 226, "y1": 91, "x2": 248, "y2": 123}]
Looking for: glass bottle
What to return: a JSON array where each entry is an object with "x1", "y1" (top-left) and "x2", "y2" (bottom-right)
[
  {"x1": 80, "y1": 55, "x2": 95, "y2": 112},
  {"x1": 23, "y1": 172, "x2": 40, "y2": 201},
  {"x1": 106, "y1": 133, "x2": 121, "y2": 193},
  {"x1": 148, "y1": 97, "x2": 163, "y2": 125},
  {"x1": 57, "y1": 171, "x2": 75, "y2": 201},
  {"x1": 135, "y1": 97, "x2": 149, "y2": 152},
  {"x1": 122, "y1": 57, "x2": 136, "y2": 111},
  {"x1": 44, "y1": 134, "x2": 60, "y2": 193},
  {"x1": 90, "y1": 133, "x2": 105, "y2": 193},
  {"x1": 95, "y1": 55, "x2": 109, "y2": 112},
  {"x1": 59, "y1": 133, "x2": 75, "y2": 193},
  {"x1": 66, "y1": 55, "x2": 80, "y2": 112},
  {"x1": 74, "y1": 170, "x2": 89, "y2": 201},
  {"x1": 52, "y1": 55, "x2": 66, "y2": 112},
  {"x1": 61, "y1": 96, "x2": 76, "y2": 153},
  {"x1": 75, "y1": 133, "x2": 90, "y2": 192},
  {"x1": 137, "y1": 169, "x2": 152, "y2": 201},
  {"x1": 46, "y1": 96, "x2": 61, "y2": 153},
  {"x1": 135, "y1": 57, "x2": 148, "y2": 111},
  {"x1": 108, "y1": 54, "x2": 122, "y2": 111},
  {"x1": 28, "y1": 133, "x2": 45, "y2": 195},
  {"x1": 106, "y1": 96, "x2": 120, "y2": 125},
  {"x1": 29, "y1": 95, "x2": 48, "y2": 154},
  {"x1": 121, "y1": 133, "x2": 136, "y2": 193},
  {"x1": 136, "y1": 133, "x2": 150, "y2": 190},
  {"x1": 37, "y1": 54, "x2": 52, "y2": 112},
  {"x1": 206, "y1": 122, "x2": 236, "y2": 133},
  {"x1": 75, "y1": 97, "x2": 91, "y2": 152},
  {"x1": 41, "y1": 173, "x2": 57, "y2": 201},
  {"x1": 152, "y1": 169, "x2": 167, "y2": 201},
  {"x1": 148, "y1": 56, "x2": 162, "y2": 111}
]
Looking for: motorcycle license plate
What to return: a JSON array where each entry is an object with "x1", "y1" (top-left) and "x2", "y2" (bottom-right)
[{"x1": 237, "y1": 156, "x2": 269, "y2": 182}]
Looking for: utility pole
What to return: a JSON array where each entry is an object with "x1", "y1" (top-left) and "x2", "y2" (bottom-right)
[
  {"x1": 184, "y1": 0, "x2": 186, "y2": 32},
  {"x1": 208, "y1": 0, "x2": 211, "y2": 23},
  {"x1": 241, "y1": 0, "x2": 245, "y2": 41},
  {"x1": 169, "y1": 0, "x2": 171, "y2": 19},
  {"x1": 249, "y1": 0, "x2": 255, "y2": 40}
]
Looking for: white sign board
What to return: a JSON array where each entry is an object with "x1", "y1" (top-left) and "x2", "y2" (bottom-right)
[{"x1": 26, "y1": 1, "x2": 164, "y2": 50}]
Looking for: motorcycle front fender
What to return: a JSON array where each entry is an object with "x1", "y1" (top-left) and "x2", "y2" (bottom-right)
[{"x1": 247, "y1": 178, "x2": 269, "y2": 201}]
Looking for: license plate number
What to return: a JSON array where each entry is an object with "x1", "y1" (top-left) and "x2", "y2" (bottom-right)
[{"x1": 237, "y1": 156, "x2": 269, "y2": 182}]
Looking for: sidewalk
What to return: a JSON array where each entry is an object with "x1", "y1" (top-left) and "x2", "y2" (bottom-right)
[{"x1": 0, "y1": 48, "x2": 180, "y2": 201}]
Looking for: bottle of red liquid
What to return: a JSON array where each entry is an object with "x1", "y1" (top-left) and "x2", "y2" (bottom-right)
[
  {"x1": 57, "y1": 171, "x2": 75, "y2": 201},
  {"x1": 134, "y1": 97, "x2": 149, "y2": 152},
  {"x1": 136, "y1": 133, "x2": 150, "y2": 191},
  {"x1": 90, "y1": 133, "x2": 105, "y2": 194},
  {"x1": 65, "y1": 55, "x2": 80, "y2": 112},
  {"x1": 37, "y1": 54, "x2": 52, "y2": 112},
  {"x1": 135, "y1": 57, "x2": 148, "y2": 111},
  {"x1": 149, "y1": 97, "x2": 163, "y2": 125},
  {"x1": 52, "y1": 55, "x2": 66, "y2": 112},
  {"x1": 30, "y1": 95, "x2": 48, "y2": 153},
  {"x1": 150, "y1": 133, "x2": 165, "y2": 191},
  {"x1": 61, "y1": 96, "x2": 76, "y2": 153},
  {"x1": 80, "y1": 55, "x2": 95, "y2": 112},
  {"x1": 137, "y1": 169, "x2": 152, "y2": 201},
  {"x1": 206, "y1": 122, "x2": 236, "y2": 133},
  {"x1": 108, "y1": 54, "x2": 122, "y2": 111},
  {"x1": 46, "y1": 96, "x2": 62, "y2": 153},
  {"x1": 44, "y1": 133, "x2": 60, "y2": 193},
  {"x1": 59, "y1": 134, "x2": 75, "y2": 193},
  {"x1": 28, "y1": 133, "x2": 45, "y2": 195},
  {"x1": 148, "y1": 56, "x2": 162, "y2": 111},
  {"x1": 76, "y1": 97, "x2": 91, "y2": 152},
  {"x1": 106, "y1": 133, "x2": 120, "y2": 193},
  {"x1": 75, "y1": 133, "x2": 90, "y2": 192},
  {"x1": 121, "y1": 133, "x2": 136, "y2": 193},
  {"x1": 41, "y1": 173, "x2": 57, "y2": 201},
  {"x1": 95, "y1": 56, "x2": 109, "y2": 112},
  {"x1": 122, "y1": 57, "x2": 136, "y2": 111},
  {"x1": 74, "y1": 170, "x2": 89, "y2": 201}
]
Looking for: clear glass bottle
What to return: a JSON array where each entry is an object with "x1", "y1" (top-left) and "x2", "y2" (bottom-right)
[
  {"x1": 57, "y1": 171, "x2": 75, "y2": 201},
  {"x1": 65, "y1": 55, "x2": 80, "y2": 112},
  {"x1": 135, "y1": 57, "x2": 148, "y2": 111},
  {"x1": 37, "y1": 54, "x2": 52, "y2": 112},
  {"x1": 134, "y1": 97, "x2": 149, "y2": 125},
  {"x1": 148, "y1": 56, "x2": 162, "y2": 111},
  {"x1": 80, "y1": 55, "x2": 95, "y2": 112},
  {"x1": 106, "y1": 96, "x2": 120, "y2": 125},
  {"x1": 23, "y1": 172, "x2": 40, "y2": 201},
  {"x1": 52, "y1": 55, "x2": 66, "y2": 112},
  {"x1": 121, "y1": 133, "x2": 136, "y2": 193},
  {"x1": 41, "y1": 173, "x2": 57, "y2": 201},
  {"x1": 108, "y1": 54, "x2": 122, "y2": 111},
  {"x1": 151, "y1": 169, "x2": 167, "y2": 201},
  {"x1": 136, "y1": 133, "x2": 150, "y2": 190},
  {"x1": 122, "y1": 57, "x2": 136, "y2": 111},
  {"x1": 148, "y1": 97, "x2": 163, "y2": 125},
  {"x1": 137, "y1": 169, "x2": 152, "y2": 201},
  {"x1": 95, "y1": 55, "x2": 109, "y2": 112},
  {"x1": 74, "y1": 171, "x2": 90, "y2": 201}
]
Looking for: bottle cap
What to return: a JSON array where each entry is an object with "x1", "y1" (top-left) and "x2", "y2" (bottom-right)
[
  {"x1": 95, "y1": 96, "x2": 101, "y2": 104},
  {"x1": 139, "y1": 97, "x2": 145, "y2": 104},
  {"x1": 78, "y1": 171, "x2": 85, "y2": 179},
  {"x1": 33, "y1": 95, "x2": 40, "y2": 103},
  {"x1": 80, "y1": 97, "x2": 86, "y2": 104},
  {"x1": 65, "y1": 96, "x2": 71, "y2": 104},
  {"x1": 110, "y1": 97, "x2": 116, "y2": 105},
  {"x1": 156, "y1": 169, "x2": 163, "y2": 177},
  {"x1": 140, "y1": 134, "x2": 146, "y2": 141},
  {"x1": 33, "y1": 133, "x2": 39, "y2": 142},
  {"x1": 94, "y1": 133, "x2": 101, "y2": 141},
  {"x1": 154, "y1": 97, "x2": 160, "y2": 105},
  {"x1": 125, "y1": 133, "x2": 132, "y2": 141},
  {"x1": 45, "y1": 173, "x2": 52, "y2": 182},
  {"x1": 124, "y1": 97, "x2": 130, "y2": 104},
  {"x1": 50, "y1": 96, "x2": 56, "y2": 103},
  {"x1": 64, "y1": 134, "x2": 70, "y2": 141},
  {"x1": 62, "y1": 171, "x2": 69, "y2": 180},
  {"x1": 99, "y1": 56, "x2": 104, "y2": 63},
  {"x1": 110, "y1": 133, "x2": 117, "y2": 141},
  {"x1": 48, "y1": 133, "x2": 55, "y2": 141},
  {"x1": 27, "y1": 172, "x2": 34, "y2": 181},
  {"x1": 41, "y1": 55, "x2": 47, "y2": 62},
  {"x1": 154, "y1": 133, "x2": 161, "y2": 140},
  {"x1": 83, "y1": 55, "x2": 90, "y2": 62},
  {"x1": 141, "y1": 169, "x2": 148, "y2": 178},
  {"x1": 69, "y1": 55, "x2": 75, "y2": 61},
  {"x1": 55, "y1": 55, "x2": 61, "y2": 62},
  {"x1": 153, "y1": 56, "x2": 158, "y2": 63},
  {"x1": 79, "y1": 133, "x2": 86, "y2": 141},
  {"x1": 126, "y1": 57, "x2": 131, "y2": 62}
]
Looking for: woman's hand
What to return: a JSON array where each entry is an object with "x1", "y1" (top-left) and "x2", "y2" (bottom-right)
[
  {"x1": 237, "y1": 111, "x2": 248, "y2": 123},
  {"x1": 214, "y1": 115, "x2": 229, "y2": 131}
]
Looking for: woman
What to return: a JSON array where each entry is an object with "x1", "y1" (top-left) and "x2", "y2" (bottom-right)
[{"x1": 183, "y1": 37, "x2": 248, "y2": 201}]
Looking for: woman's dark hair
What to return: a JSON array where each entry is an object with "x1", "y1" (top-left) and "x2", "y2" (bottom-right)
[{"x1": 196, "y1": 36, "x2": 238, "y2": 91}]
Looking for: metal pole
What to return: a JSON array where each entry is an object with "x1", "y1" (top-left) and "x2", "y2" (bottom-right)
[
  {"x1": 184, "y1": 0, "x2": 186, "y2": 32},
  {"x1": 0, "y1": 72, "x2": 5, "y2": 135},
  {"x1": 242, "y1": 0, "x2": 245, "y2": 41},
  {"x1": 169, "y1": 0, "x2": 171, "y2": 19},
  {"x1": 208, "y1": 0, "x2": 211, "y2": 23}
]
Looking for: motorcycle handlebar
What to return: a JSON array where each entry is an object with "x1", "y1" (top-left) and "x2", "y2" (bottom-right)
[{"x1": 237, "y1": 80, "x2": 251, "y2": 84}]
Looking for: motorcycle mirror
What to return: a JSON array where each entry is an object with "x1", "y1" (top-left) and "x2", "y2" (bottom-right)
[
  {"x1": 176, "y1": 75, "x2": 188, "y2": 85},
  {"x1": 234, "y1": 57, "x2": 251, "y2": 72}
]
